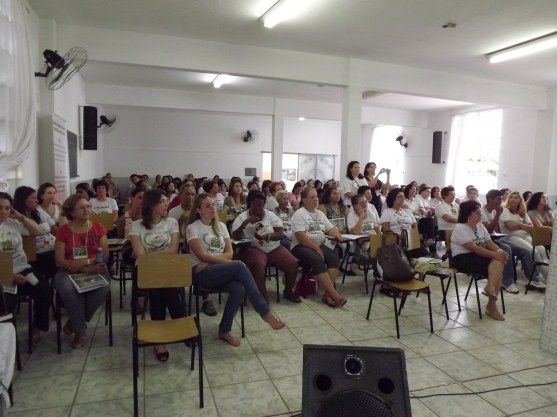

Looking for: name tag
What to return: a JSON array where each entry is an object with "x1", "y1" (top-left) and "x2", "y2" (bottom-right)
[{"x1": 73, "y1": 246, "x2": 88, "y2": 259}]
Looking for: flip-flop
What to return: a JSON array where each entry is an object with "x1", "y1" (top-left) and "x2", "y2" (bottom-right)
[
  {"x1": 336, "y1": 298, "x2": 347, "y2": 307},
  {"x1": 322, "y1": 296, "x2": 337, "y2": 308},
  {"x1": 219, "y1": 333, "x2": 241, "y2": 347}
]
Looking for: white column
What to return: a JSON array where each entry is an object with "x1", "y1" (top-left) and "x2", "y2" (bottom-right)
[
  {"x1": 540, "y1": 218, "x2": 557, "y2": 353},
  {"x1": 271, "y1": 98, "x2": 285, "y2": 181},
  {"x1": 340, "y1": 85, "x2": 363, "y2": 175}
]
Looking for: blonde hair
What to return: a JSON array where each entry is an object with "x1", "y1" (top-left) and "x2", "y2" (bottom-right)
[
  {"x1": 187, "y1": 193, "x2": 220, "y2": 237},
  {"x1": 505, "y1": 191, "x2": 526, "y2": 217}
]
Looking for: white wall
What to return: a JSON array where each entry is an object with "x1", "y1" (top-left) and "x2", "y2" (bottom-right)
[{"x1": 101, "y1": 106, "x2": 273, "y2": 179}]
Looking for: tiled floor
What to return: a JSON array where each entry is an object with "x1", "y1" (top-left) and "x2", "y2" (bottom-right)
[{"x1": 7, "y1": 267, "x2": 557, "y2": 417}]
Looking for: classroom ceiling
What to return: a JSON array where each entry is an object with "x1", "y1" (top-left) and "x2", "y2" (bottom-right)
[{"x1": 28, "y1": 0, "x2": 557, "y2": 111}]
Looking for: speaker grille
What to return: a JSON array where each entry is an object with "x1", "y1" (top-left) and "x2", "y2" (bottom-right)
[{"x1": 319, "y1": 390, "x2": 395, "y2": 417}]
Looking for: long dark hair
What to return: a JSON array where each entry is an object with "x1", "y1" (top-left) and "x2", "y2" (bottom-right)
[
  {"x1": 14, "y1": 186, "x2": 41, "y2": 224},
  {"x1": 364, "y1": 162, "x2": 376, "y2": 181},
  {"x1": 527, "y1": 192, "x2": 548, "y2": 212},
  {"x1": 141, "y1": 189, "x2": 166, "y2": 230},
  {"x1": 37, "y1": 182, "x2": 56, "y2": 205},
  {"x1": 386, "y1": 188, "x2": 403, "y2": 208},
  {"x1": 345, "y1": 161, "x2": 364, "y2": 180},
  {"x1": 319, "y1": 187, "x2": 345, "y2": 212}
]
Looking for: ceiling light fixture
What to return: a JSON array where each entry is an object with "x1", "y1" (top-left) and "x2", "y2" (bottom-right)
[
  {"x1": 486, "y1": 31, "x2": 557, "y2": 63},
  {"x1": 260, "y1": 0, "x2": 305, "y2": 29},
  {"x1": 212, "y1": 74, "x2": 231, "y2": 88},
  {"x1": 298, "y1": 117, "x2": 306, "y2": 121}
]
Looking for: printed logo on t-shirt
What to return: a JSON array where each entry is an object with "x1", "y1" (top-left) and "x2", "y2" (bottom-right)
[{"x1": 203, "y1": 233, "x2": 224, "y2": 253}]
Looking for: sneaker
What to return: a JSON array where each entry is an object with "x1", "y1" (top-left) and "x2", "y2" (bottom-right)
[
  {"x1": 202, "y1": 298, "x2": 217, "y2": 316},
  {"x1": 504, "y1": 283, "x2": 520, "y2": 294},
  {"x1": 528, "y1": 281, "x2": 546, "y2": 291}
]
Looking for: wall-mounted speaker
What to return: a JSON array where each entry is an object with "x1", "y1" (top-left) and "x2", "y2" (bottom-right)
[
  {"x1": 83, "y1": 106, "x2": 98, "y2": 150},
  {"x1": 302, "y1": 344, "x2": 412, "y2": 417},
  {"x1": 432, "y1": 131, "x2": 443, "y2": 164}
]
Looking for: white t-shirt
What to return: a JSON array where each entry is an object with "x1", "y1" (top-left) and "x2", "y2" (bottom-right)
[
  {"x1": 232, "y1": 209, "x2": 282, "y2": 253},
  {"x1": 214, "y1": 193, "x2": 225, "y2": 210},
  {"x1": 404, "y1": 197, "x2": 424, "y2": 219},
  {"x1": 436, "y1": 201, "x2": 459, "y2": 231},
  {"x1": 451, "y1": 223, "x2": 491, "y2": 257},
  {"x1": 129, "y1": 217, "x2": 179, "y2": 253},
  {"x1": 167, "y1": 205, "x2": 190, "y2": 241},
  {"x1": 499, "y1": 208, "x2": 532, "y2": 238},
  {"x1": 0, "y1": 218, "x2": 31, "y2": 273},
  {"x1": 290, "y1": 207, "x2": 335, "y2": 251},
  {"x1": 89, "y1": 197, "x2": 118, "y2": 214},
  {"x1": 264, "y1": 196, "x2": 279, "y2": 212},
  {"x1": 341, "y1": 177, "x2": 367, "y2": 206},
  {"x1": 347, "y1": 206, "x2": 380, "y2": 235},
  {"x1": 37, "y1": 204, "x2": 61, "y2": 226},
  {"x1": 380, "y1": 208, "x2": 416, "y2": 236},
  {"x1": 186, "y1": 220, "x2": 229, "y2": 266},
  {"x1": 275, "y1": 208, "x2": 293, "y2": 239}
]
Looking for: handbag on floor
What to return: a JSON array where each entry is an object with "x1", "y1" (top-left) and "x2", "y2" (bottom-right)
[{"x1": 294, "y1": 272, "x2": 316, "y2": 298}]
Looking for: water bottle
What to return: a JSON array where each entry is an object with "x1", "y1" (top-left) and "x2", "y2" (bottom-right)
[{"x1": 95, "y1": 248, "x2": 104, "y2": 264}]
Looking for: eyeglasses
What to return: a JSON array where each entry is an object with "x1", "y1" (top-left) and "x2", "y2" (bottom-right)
[{"x1": 74, "y1": 205, "x2": 92, "y2": 211}]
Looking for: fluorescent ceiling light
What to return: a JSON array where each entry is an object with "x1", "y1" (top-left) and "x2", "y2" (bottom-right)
[
  {"x1": 486, "y1": 31, "x2": 557, "y2": 63},
  {"x1": 212, "y1": 74, "x2": 231, "y2": 88},
  {"x1": 260, "y1": 0, "x2": 307, "y2": 29},
  {"x1": 298, "y1": 117, "x2": 306, "y2": 121}
]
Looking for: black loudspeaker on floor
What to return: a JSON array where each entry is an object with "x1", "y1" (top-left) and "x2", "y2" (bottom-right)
[{"x1": 302, "y1": 344, "x2": 412, "y2": 417}]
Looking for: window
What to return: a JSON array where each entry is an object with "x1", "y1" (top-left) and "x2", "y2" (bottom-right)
[
  {"x1": 446, "y1": 109, "x2": 502, "y2": 193},
  {"x1": 369, "y1": 125, "x2": 404, "y2": 185}
]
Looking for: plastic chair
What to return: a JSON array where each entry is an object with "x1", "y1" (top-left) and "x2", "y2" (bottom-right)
[{"x1": 133, "y1": 253, "x2": 203, "y2": 416}]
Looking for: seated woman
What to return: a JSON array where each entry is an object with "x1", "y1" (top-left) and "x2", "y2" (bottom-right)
[
  {"x1": 527, "y1": 192, "x2": 554, "y2": 228},
  {"x1": 290, "y1": 188, "x2": 347, "y2": 307},
  {"x1": 54, "y1": 194, "x2": 111, "y2": 349},
  {"x1": 380, "y1": 187, "x2": 429, "y2": 257},
  {"x1": 404, "y1": 183, "x2": 436, "y2": 254},
  {"x1": 274, "y1": 189, "x2": 294, "y2": 249},
  {"x1": 14, "y1": 186, "x2": 58, "y2": 278},
  {"x1": 223, "y1": 178, "x2": 247, "y2": 221},
  {"x1": 288, "y1": 182, "x2": 303, "y2": 210},
  {"x1": 264, "y1": 182, "x2": 284, "y2": 212},
  {"x1": 451, "y1": 200, "x2": 507, "y2": 321},
  {"x1": 186, "y1": 193, "x2": 285, "y2": 347},
  {"x1": 37, "y1": 182, "x2": 67, "y2": 236},
  {"x1": 89, "y1": 180, "x2": 119, "y2": 222},
  {"x1": 165, "y1": 182, "x2": 179, "y2": 205},
  {"x1": 435, "y1": 185, "x2": 459, "y2": 241},
  {"x1": 0, "y1": 191, "x2": 52, "y2": 346},
  {"x1": 499, "y1": 191, "x2": 549, "y2": 290},
  {"x1": 318, "y1": 187, "x2": 349, "y2": 234},
  {"x1": 347, "y1": 194, "x2": 381, "y2": 266},
  {"x1": 231, "y1": 191, "x2": 300, "y2": 303},
  {"x1": 129, "y1": 189, "x2": 184, "y2": 362}
]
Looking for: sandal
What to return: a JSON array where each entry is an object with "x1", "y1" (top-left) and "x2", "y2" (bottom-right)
[
  {"x1": 263, "y1": 312, "x2": 286, "y2": 330},
  {"x1": 336, "y1": 297, "x2": 347, "y2": 307},
  {"x1": 485, "y1": 309, "x2": 505, "y2": 321},
  {"x1": 322, "y1": 296, "x2": 337, "y2": 308},
  {"x1": 219, "y1": 332, "x2": 241, "y2": 347},
  {"x1": 154, "y1": 346, "x2": 170, "y2": 362}
]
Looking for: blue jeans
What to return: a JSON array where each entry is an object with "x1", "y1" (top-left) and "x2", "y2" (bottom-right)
[
  {"x1": 192, "y1": 263, "x2": 270, "y2": 334},
  {"x1": 493, "y1": 241, "x2": 514, "y2": 287},
  {"x1": 502, "y1": 236, "x2": 542, "y2": 282}
]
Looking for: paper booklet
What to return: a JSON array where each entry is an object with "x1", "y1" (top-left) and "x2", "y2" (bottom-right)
[{"x1": 68, "y1": 273, "x2": 109, "y2": 293}]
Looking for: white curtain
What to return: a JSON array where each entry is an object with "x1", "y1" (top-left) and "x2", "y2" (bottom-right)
[{"x1": 0, "y1": 0, "x2": 36, "y2": 178}]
